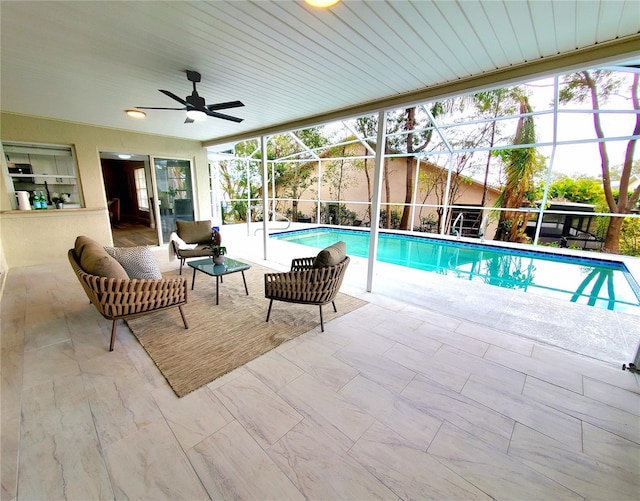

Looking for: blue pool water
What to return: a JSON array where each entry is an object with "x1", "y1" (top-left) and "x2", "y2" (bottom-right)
[{"x1": 272, "y1": 227, "x2": 640, "y2": 314}]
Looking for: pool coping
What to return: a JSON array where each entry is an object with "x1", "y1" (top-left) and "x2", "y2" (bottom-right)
[
  {"x1": 220, "y1": 223, "x2": 640, "y2": 367},
  {"x1": 271, "y1": 225, "x2": 640, "y2": 298}
]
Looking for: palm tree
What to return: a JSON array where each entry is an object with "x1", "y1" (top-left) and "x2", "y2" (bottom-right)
[{"x1": 495, "y1": 95, "x2": 540, "y2": 242}]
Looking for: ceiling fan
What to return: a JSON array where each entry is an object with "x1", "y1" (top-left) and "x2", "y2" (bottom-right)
[{"x1": 137, "y1": 70, "x2": 244, "y2": 123}]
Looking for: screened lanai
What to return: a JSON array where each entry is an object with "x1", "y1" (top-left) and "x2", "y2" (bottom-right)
[
  {"x1": 209, "y1": 63, "x2": 639, "y2": 264},
  {"x1": 205, "y1": 62, "x2": 640, "y2": 366}
]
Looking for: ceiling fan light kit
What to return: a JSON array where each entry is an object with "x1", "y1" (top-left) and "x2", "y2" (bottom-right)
[
  {"x1": 304, "y1": 0, "x2": 340, "y2": 8},
  {"x1": 186, "y1": 109, "x2": 207, "y2": 121},
  {"x1": 137, "y1": 70, "x2": 244, "y2": 124},
  {"x1": 125, "y1": 109, "x2": 147, "y2": 119}
]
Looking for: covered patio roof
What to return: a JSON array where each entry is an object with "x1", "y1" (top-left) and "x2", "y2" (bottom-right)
[{"x1": 1, "y1": 1, "x2": 639, "y2": 144}]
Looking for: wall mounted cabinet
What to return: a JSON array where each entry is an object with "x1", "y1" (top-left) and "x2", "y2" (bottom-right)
[
  {"x1": 3, "y1": 142, "x2": 82, "y2": 208},
  {"x1": 30, "y1": 154, "x2": 76, "y2": 185}
]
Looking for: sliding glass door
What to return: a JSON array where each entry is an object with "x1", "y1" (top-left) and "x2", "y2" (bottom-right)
[{"x1": 151, "y1": 157, "x2": 195, "y2": 243}]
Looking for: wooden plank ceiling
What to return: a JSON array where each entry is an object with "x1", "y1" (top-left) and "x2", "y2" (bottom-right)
[{"x1": 1, "y1": 1, "x2": 639, "y2": 144}]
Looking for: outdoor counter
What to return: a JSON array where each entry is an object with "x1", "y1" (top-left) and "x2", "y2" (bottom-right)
[{"x1": 0, "y1": 207, "x2": 113, "y2": 268}]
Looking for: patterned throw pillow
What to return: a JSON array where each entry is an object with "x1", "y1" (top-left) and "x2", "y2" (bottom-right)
[{"x1": 104, "y1": 246, "x2": 163, "y2": 280}]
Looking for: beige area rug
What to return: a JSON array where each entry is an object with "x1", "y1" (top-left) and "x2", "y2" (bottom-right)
[{"x1": 126, "y1": 260, "x2": 366, "y2": 397}]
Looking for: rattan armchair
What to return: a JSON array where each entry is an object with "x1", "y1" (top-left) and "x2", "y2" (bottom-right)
[
  {"x1": 171, "y1": 220, "x2": 222, "y2": 275},
  {"x1": 264, "y1": 254, "x2": 350, "y2": 332},
  {"x1": 69, "y1": 249, "x2": 189, "y2": 351}
]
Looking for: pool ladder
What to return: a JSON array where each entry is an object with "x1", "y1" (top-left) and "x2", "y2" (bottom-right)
[
  {"x1": 452, "y1": 213, "x2": 464, "y2": 240},
  {"x1": 479, "y1": 214, "x2": 489, "y2": 242},
  {"x1": 252, "y1": 206, "x2": 291, "y2": 235}
]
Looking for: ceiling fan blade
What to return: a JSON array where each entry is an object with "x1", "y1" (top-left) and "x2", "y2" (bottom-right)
[
  {"x1": 137, "y1": 106, "x2": 186, "y2": 110},
  {"x1": 206, "y1": 100, "x2": 245, "y2": 111},
  {"x1": 159, "y1": 89, "x2": 190, "y2": 106},
  {"x1": 204, "y1": 109, "x2": 243, "y2": 123}
]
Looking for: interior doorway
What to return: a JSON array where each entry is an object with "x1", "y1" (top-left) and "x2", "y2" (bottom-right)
[{"x1": 100, "y1": 152, "x2": 157, "y2": 247}]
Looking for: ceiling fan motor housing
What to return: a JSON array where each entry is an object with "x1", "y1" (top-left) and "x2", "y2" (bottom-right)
[
  {"x1": 186, "y1": 70, "x2": 202, "y2": 83},
  {"x1": 186, "y1": 93, "x2": 206, "y2": 109}
]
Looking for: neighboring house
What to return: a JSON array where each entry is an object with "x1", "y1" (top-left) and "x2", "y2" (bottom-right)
[
  {"x1": 525, "y1": 200, "x2": 605, "y2": 250},
  {"x1": 290, "y1": 144, "x2": 501, "y2": 235},
  {"x1": 611, "y1": 174, "x2": 640, "y2": 193}
]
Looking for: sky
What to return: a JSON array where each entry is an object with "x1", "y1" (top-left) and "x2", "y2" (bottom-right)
[
  {"x1": 277, "y1": 70, "x2": 638, "y2": 186},
  {"x1": 525, "y1": 74, "x2": 638, "y2": 180}
]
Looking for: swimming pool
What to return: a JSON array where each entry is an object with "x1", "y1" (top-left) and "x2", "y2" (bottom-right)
[{"x1": 271, "y1": 227, "x2": 640, "y2": 314}]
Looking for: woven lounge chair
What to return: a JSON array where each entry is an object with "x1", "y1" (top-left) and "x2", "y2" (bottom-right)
[
  {"x1": 171, "y1": 220, "x2": 222, "y2": 275},
  {"x1": 264, "y1": 241, "x2": 350, "y2": 332},
  {"x1": 69, "y1": 237, "x2": 188, "y2": 351}
]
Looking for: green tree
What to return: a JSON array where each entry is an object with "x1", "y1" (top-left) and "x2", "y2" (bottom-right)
[
  {"x1": 398, "y1": 105, "x2": 444, "y2": 229},
  {"x1": 472, "y1": 88, "x2": 522, "y2": 207},
  {"x1": 353, "y1": 115, "x2": 395, "y2": 228},
  {"x1": 545, "y1": 177, "x2": 605, "y2": 205},
  {"x1": 495, "y1": 95, "x2": 545, "y2": 242},
  {"x1": 215, "y1": 139, "x2": 263, "y2": 222},
  {"x1": 413, "y1": 90, "x2": 522, "y2": 233},
  {"x1": 275, "y1": 129, "x2": 327, "y2": 220},
  {"x1": 609, "y1": 158, "x2": 640, "y2": 180},
  {"x1": 227, "y1": 129, "x2": 327, "y2": 221},
  {"x1": 543, "y1": 176, "x2": 611, "y2": 241},
  {"x1": 559, "y1": 70, "x2": 640, "y2": 253},
  {"x1": 353, "y1": 116, "x2": 377, "y2": 223},
  {"x1": 620, "y1": 218, "x2": 640, "y2": 256},
  {"x1": 277, "y1": 161, "x2": 316, "y2": 220},
  {"x1": 378, "y1": 104, "x2": 445, "y2": 230},
  {"x1": 218, "y1": 156, "x2": 261, "y2": 222},
  {"x1": 268, "y1": 134, "x2": 304, "y2": 216}
]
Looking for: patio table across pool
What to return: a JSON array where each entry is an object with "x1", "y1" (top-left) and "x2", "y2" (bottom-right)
[{"x1": 188, "y1": 257, "x2": 251, "y2": 305}]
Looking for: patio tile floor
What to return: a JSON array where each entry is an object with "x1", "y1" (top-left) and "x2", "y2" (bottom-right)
[{"x1": 1, "y1": 227, "x2": 638, "y2": 500}]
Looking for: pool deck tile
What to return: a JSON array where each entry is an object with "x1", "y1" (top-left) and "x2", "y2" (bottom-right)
[
  {"x1": 258, "y1": 224, "x2": 639, "y2": 367},
  {"x1": 3, "y1": 229, "x2": 640, "y2": 501}
]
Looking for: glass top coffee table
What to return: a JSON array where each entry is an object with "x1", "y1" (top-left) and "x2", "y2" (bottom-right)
[{"x1": 187, "y1": 257, "x2": 251, "y2": 305}]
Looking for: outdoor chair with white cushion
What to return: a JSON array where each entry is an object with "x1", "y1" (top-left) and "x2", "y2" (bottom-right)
[
  {"x1": 264, "y1": 241, "x2": 350, "y2": 332},
  {"x1": 170, "y1": 220, "x2": 222, "y2": 275}
]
